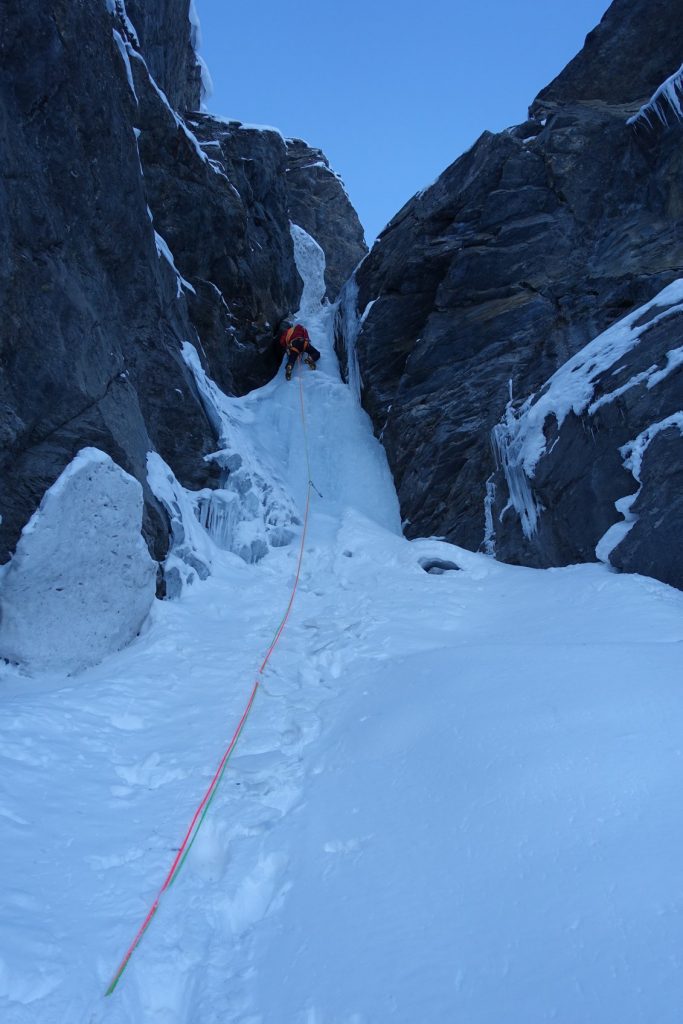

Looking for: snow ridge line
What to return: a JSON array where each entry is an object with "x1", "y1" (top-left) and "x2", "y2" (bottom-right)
[{"x1": 104, "y1": 363, "x2": 315, "y2": 997}]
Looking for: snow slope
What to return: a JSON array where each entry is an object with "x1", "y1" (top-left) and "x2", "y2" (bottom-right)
[{"x1": 2, "y1": 229, "x2": 683, "y2": 1024}]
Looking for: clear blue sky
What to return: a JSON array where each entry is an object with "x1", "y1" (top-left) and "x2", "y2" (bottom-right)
[{"x1": 195, "y1": 0, "x2": 609, "y2": 243}]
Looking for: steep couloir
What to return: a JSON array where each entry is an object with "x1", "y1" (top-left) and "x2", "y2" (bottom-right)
[
  {"x1": 339, "y1": 0, "x2": 683, "y2": 589},
  {"x1": 0, "y1": 0, "x2": 365, "y2": 571}
]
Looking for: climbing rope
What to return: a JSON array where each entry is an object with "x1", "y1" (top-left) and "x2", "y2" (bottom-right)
[{"x1": 105, "y1": 361, "x2": 314, "y2": 996}]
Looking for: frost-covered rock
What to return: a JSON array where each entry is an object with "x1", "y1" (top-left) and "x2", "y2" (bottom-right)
[
  {"x1": 489, "y1": 283, "x2": 683, "y2": 589},
  {"x1": 0, "y1": 449, "x2": 156, "y2": 674}
]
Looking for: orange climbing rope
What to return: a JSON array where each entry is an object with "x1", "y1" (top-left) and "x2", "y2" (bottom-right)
[{"x1": 105, "y1": 363, "x2": 314, "y2": 995}]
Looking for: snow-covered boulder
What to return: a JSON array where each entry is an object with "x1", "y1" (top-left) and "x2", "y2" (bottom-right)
[{"x1": 0, "y1": 448, "x2": 156, "y2": 674}]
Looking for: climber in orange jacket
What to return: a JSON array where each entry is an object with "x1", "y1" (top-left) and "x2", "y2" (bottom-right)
[{"x1": 278, "y1": 322, "x2": 321, "y2": 380}]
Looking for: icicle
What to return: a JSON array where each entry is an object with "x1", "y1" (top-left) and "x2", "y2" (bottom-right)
[
  {"x1": 334, "y1": 275, "x2": 363, "y2": 399},
  {"x1": 627, "y1": 63, "x2": 683, "y2": 127},
  {"x1": 490, "y1": 381, "x2": 541, "y2": 539},
  {"x1": 334, "y1": 264, "x2": 374, "y2": 403},
  {"x1": 188, "y1": 0, "x2": 214, "y2": 107},
  {"x1": 290, "y1": 223, "x2": 327, "y2": 313},
  {"x1": 482, "y1": 475, "x2": 496, "y2": 557}
]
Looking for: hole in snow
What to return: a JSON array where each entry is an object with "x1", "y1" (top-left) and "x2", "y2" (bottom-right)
[{"x1": 418, "y1": 558, "x2": 460, "y2": 575}]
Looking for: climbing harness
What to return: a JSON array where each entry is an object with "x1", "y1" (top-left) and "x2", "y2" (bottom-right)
[{"x1": 105, "y1": 362, "x2": 315, "y2": 996}]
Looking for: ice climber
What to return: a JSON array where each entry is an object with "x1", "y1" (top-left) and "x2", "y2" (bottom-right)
[{"x1": 278, "y1": 321, "x2": 320, "y2": 380}]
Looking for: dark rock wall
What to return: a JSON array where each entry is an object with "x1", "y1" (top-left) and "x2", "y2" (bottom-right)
[
  {"x1": 0, "y1": 0, "x2": 215, "y2": 564},
  {"x1": 534, "y1": 0, "x2": 683, "y2": 109},
  {"x1": 613, "y1": 427, "x2": 683, "y2": 589},
  {"x1": 346, "y1": 0, "x2": 683, "y2": 588},
  {"x1": 130, "y1": 84, "x2": 303, "y2": 396},
  {"x1": 0, "y1": 0, "x2": 364, "y2": 568},
  {"x1": 124, "y1": 0, "x2": 201, "y2": 111}
]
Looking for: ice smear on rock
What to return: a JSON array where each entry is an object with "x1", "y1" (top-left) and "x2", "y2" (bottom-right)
[
  {"x1": 597, "y1": 412, "x2": 683, "y2": 564},
  {"x1": 290, "y1": 222, "x2": 326, "y2": 316},
  {"x1": 126, "y1": 45, "x2": 224, "y2": 178},
  {"x1": 0, "y1": 448, "x2": 155, "y2": 674},
  {"x1": 188, "y1": 0, "x2": 213, "y2": 106},
  {"x1": 154, "y1": 231, "x2": 196, "y2": 298},
  {"x1": 112, "y1": 29, "x2": 138, "y2": 102},
  {"x1": 491, "y1": 382, "x2": 542, "y2": 538},
  {"x1": 146, "y1": 452, "x2": 213, "y2": 597},
  {"x1": 334, "y1": 271, "x2": 365, "y2": 400}
]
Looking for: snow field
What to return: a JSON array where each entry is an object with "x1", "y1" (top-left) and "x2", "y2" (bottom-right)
[
  {"x1": 1, "y1": 227, "x2": 683, "y2": 1023},
  {"x1": 248, "y1": 527, "x2": 683, "y2": 1024}
]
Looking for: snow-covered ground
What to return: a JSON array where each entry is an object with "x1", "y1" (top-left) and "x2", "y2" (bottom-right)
[{"x1": 2, "y1": 230, "x2": 683, "y2": 1024}]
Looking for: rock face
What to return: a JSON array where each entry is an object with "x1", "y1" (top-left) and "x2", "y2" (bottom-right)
[
  {"x1": 124, "y1": 0, "x2": 202, "y2": 110},
  {"x1": 0, "y1": 449, "x2": 156, "y2": 674},
  {"x1": 285, "y1": 139, "x2": 367, "y2": 299},
  {"x1": 534, "y1": 0, "x2": 683, "y2": 109},
  {"x1": 135, "y1": 103, "x2": 304, "y2": 399},
  {"x1": 0, "y1": 0, "x2": 217, "y2": 567},
  {"x1": 343, "y1": 0, "x2": 683, "y2": 589},
  {"x1": 491, "y1": 283, "x2": 683, "y2": 585},
  {"x1": 0, "y1": 0, "x2": 362, "y2": 569}
]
